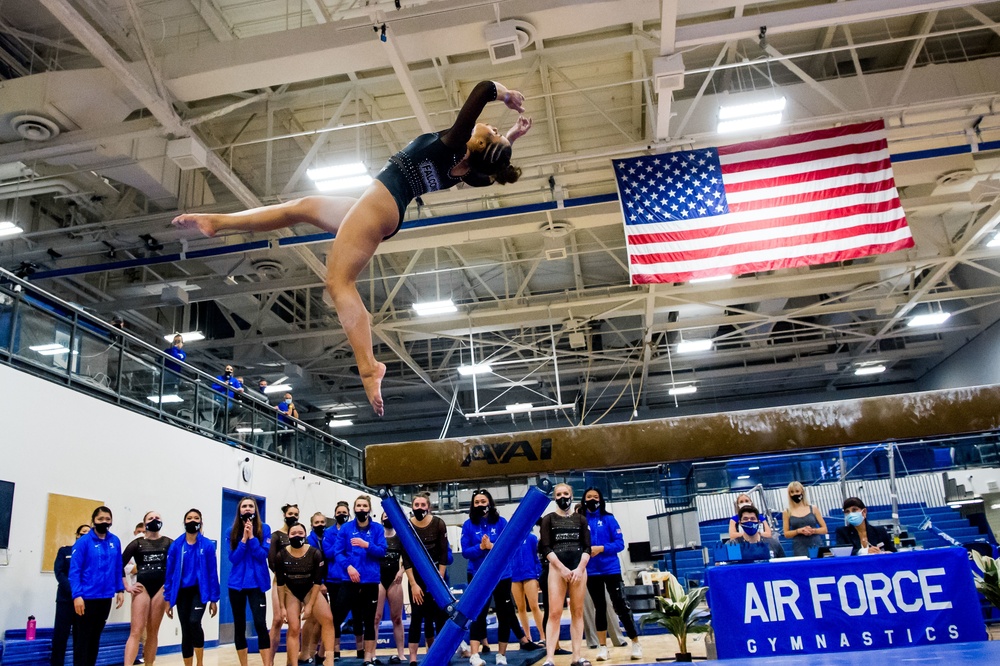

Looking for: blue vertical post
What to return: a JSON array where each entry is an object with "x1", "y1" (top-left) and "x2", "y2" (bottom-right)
[
  {"x1": 423, "y1": 485, "x2": 551, "y2": 666},
  {"x1": 378, "y1": 489, "x2": 455, "y2": 609}
]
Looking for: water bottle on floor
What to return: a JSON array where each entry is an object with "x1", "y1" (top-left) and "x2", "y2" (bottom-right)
[{"x1": 26, "y1": 615, "x2": 36, "y2": 640}]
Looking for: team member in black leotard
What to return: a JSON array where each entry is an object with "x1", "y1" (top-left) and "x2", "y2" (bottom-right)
[
  {"x1": 227, "y1": 497, "x2": 273, "y2": 666},
  {"x1": 374, "y1": 513, "x2": 406, "y2": 664},
  {"x1": 540, "y1": 484, "x2": 591, "y2": 666},
  {"x1": 403, "y1": 492, "x2": 450, "y2": 664},
  {"x1": 274, "y1": 523, "x2": 336, "y2": 666},
  {"x1": 122, "y1": 511, "x2": 172, "y2": 666},
  {"x1": 267, "y1": 503, "x2": 299, "y2": 661},
  {"x1": 173, "y1": 81, "x2": 531, "y2": 416}
]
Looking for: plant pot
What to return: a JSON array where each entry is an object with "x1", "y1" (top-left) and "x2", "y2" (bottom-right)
[{"x1": 675, "y1": 653, "x2": 693, "y2": 662}]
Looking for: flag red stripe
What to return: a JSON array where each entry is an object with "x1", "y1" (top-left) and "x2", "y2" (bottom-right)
[
  {"x1": 629, "y1": 219, "x2": 911, "y2": 264},
  {"x1": 727, "y1": 179, "x2": 898, "y2": 213},
  {"x1": 723, "y1": 158, "x2": 893, "y2": 193},
  {"x1": 630, "y1": 237, "x2": 914, "y2": 284},
  {"x1": 716, "y1": 120, "x2": 885, "y2": 157},
  {"x1": 720, "y1": 140, "x2": 888, "y2": 175},
  {"x1": 627, "y1": 199, "x2": 904, "y2": 245}
]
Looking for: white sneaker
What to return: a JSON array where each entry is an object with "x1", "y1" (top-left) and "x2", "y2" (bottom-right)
[
  {"x1": 470, "y1": 655, "x2": 486, "y2": 666},
  {"x1": 459, "y1": 641, "x2": 471, "y2": 658},
  {"x1": 630, "y1": 641, "x2": 643, "y2": 660},
  {"x1": 495, "y1": 655, "x2": 508, "y2": 666},
  {"x1": 596, "y1": 646, "x2": 610, "y2": 661}
]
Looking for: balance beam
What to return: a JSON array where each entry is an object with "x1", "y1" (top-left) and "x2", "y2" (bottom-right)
[{"x1": 364, "y1": 384, "x2": 1000, "y2": 486}]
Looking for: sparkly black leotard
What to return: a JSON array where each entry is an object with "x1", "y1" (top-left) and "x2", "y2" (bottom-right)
[{"x1": 375, "y1": 81, "x2": 500, "y2": 239}]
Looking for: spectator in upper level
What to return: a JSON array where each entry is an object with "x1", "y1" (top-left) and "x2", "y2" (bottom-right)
[
  {"x1": 277, "y1": 392, "x2": 299, "y2": 423},
  {"x1": 835, "y1": 497, "x2": 897, "y2": 555},
  {"x1": 727, "y1": 505, "x2": 785, "y2": 559},
  {"x1": 257, "y1": 379, "x2": 269, "y2": 397},
  {"x1": 275, "y1": 393, "x2": 299, "y2": 457},
  {"x1": 211, "y1": 364, "x2": 244, "y2": 432},
  {"x1": 164, "y1": 334, "x2": 186, "y2": 373}
]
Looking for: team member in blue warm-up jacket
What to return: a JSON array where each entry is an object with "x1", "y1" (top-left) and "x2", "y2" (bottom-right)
[
  {"x1": 509, "y1": 528, "x2": 545, "y2": 646},
  {"x1": 227, "y1": 498, "x2": 273, "y2": 666},
  {"x1": 164, "y1": 509, "x2": 220, "y2": 666},
  {"x1": 70, "y1": 506, "x2": 125, "y2": 666},
  {"x1": 335, "y1": 495, "x2": 387, "y2": 665},
  {"x1": 583, "y1": 488, "x2": 641, "y2": 661},
  {"x1": 323, "y1": 501, "x2": 352, "y2": 658},
  {"x1": 461, "y1": 490, "x2": 542, "y2": 666}
]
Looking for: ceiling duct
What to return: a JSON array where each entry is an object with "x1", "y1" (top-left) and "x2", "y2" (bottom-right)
[{"x1": 10, "y1": 115, "x2": 60, "y2": 141}]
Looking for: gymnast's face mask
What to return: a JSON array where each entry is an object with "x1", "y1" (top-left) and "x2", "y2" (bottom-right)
[
  {"x1": 740, "y1": 521, "x2": 760, "y2": 536},
  {"x1": 585, "y1": 500, "x2": 600, "y2": 513},
  {"x1": 555, "y1": 497, "x2": 572, "y2": 511},
  {"x1": 289, "y1": 536, "x2": 305, "y2": 548},
  {"x1": 412, "y1": 508, "x2": 428, "y2": 521},
  {"x1": 145, "y1": 519, "x2": 162, "y2": 533},
  {"x1": 335, "y1": 513, "x2": 349, "y2": 525}
]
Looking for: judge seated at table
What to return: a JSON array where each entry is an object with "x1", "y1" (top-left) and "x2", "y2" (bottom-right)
[
  {"x1": 835, "y1": 497, "x2": 897, "y2": 555},
  {"x1": 726, "y1": 505, "x2": 785, "y2": 560}
]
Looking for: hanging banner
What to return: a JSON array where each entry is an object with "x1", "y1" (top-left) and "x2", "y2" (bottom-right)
[{"x1": 705, "y1": 548, "x2": 986, "y2": 659}]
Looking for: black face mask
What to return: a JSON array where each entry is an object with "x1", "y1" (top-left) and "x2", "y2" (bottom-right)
[
  {"x1": 355, "y1": 510, "x2": 369, "y2": 523},
  {"x1": 285, "y1": 516, "x2": 299, "y2": 528},
  {"x1": 242, "y1": 513, "x2": 255, "y2": 523},
  {"x1": 145, "y1": 519, "x2": 163, "y2": 533},
  {"x1": 791, "y1": 494, "x2": 803, "y2": 504},
  {"x1": 313, "y1": 525, "x2": 325, "y2": 538},
  {"x1": 93, "y1": 523, "x2": 111, "y2": 535},
  {"x1": 224, "y1": 370, "x2": 233, "y2": 378},
  {"x1": 382, "y1": 520, "x2": 392, "y2": 530},
  {"x1": 470, "y1": 506, "x2": 487, "y2": 521},
  {"x1": 185, "y1": 521, "x2": 201, "y2": 534},
  {"x1": 585, "y1": 500, "x2": 600, "y2": 513},
  {"x1": 335, "y1": 514, "x2": 349, "y2": 525},
  {"x1": 289, "y1": 536, "x2": 305, "y2": 548},
  {"x1": 556, "y1": 497, "x2": 572, "y2": 511},
  {"x1": 412, "y1": 508, "x2": 428, "y2": 521}
]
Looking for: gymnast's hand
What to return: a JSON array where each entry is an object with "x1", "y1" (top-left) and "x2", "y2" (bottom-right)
[
  {"x1": 502, "y1": 89, "x2": 526, "y2": 113},
  {"x1": 411, "y1": 583, "x2": 424, "y2": 604},
  {"x1": 506, "y1": 116, "x2": 532, "y2": 144}
]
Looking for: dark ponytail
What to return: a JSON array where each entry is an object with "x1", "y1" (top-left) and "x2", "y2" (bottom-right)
[{"x1": 493, "y1": 164, "x2": 521, "y2": 184}]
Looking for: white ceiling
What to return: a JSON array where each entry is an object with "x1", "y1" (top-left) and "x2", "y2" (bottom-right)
[{"x1": 2, "y1": 0, "x2": 1000, "y2": 445}]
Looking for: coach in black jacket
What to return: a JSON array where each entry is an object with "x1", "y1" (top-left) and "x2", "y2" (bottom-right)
[
  {"x1": 51, "y1": 525, "x2": 90, "y2": 666},
  {"x1": 834, "y1": 497, "x2": 897, "y2": 555}
]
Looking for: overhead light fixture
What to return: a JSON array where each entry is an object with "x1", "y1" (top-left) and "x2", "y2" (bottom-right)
[
  {"x1": 908, "y1": 312, "x2": 951, "y2": 327},
  {"x1": 988, "y1": 233, "x2": 1000, "y2": 247},
  {"x1": 677, "y1": 339, "x2": 713, "y2": 354},
  {"x1": 748, "y1": 466, "x2": 760, "y2": 471},
  {"x1": 947, "y1": 498, "x2": 983, "y2": 507},
  {"x1": 854, "y1": 365, "x2": 886, "y2": 376},
  {"x1": 263, "y1": 383, "x2": 293, "y2": 394},
  {"x1": 413, "y1": 299, "x2": 457, "y2": 316},
  {"x1": 236, "y1": 426, "x2": 264, "y2": 434},
  {"x1": 308, "y1": 162, "x2": 372, "y2": 191},
  {"x1": 162, "y1": 331, "x2": 205, "y2": 343},
  {"x1": 147, "y1": 394, "x2": 183, "y2": 404},
  {"x1": 30, "y1": 343, "x2": 65, "y2": 352},
  {"x1": 689, "y1": 274, "x2": 733, "y2": 284},
  {"x1": 328, "y1": 419, "x2": 354, "y2": 428},
  {"x1": 737, "y1": 474, "x2": 751, "y2": 480},
  {"x1": 0, "y1": 221, "x2": 24, "y2": 239},
  {"x1": 458, "y1": 363, "x2": 492, "y2": 376},
  {"x1": 505, "y1": 403, "x2": 533, "y2": 413},
  {"x1": 668, "y1": 385, "x2": 698, "y2": 396},
  {"x1": 717, "y1": 96, "x2": 786, "y2": 134}
]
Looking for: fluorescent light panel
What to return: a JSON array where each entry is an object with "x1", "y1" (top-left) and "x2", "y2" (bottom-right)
[
  {"x1": 163, "y1": 331, "x2": 205, "y2": 343},
  {"x1": 718, "y1": 97, "x2": 787, "y2": 120},
  {"x1": 307, "y1": 162, "x2": 368, "y2": 181},
  {"x1": 315, "y1": 175, "x2": 373, "y2": 192},
  {"x1": 907, "y1": 312, "x2": 951, "y2": 327},
  {"x1": 458, "y1": 363, "x2": 492, "y2": 376},
  {"x1": 988, "y1": 233, "x2": 1000, "y2": 247},
  {"x1": 737, "y1": 475, "x2": 751, "y2": 480},
  {"x1": 668, "y1": 385, "x2": 698, "y2": 395},
  {"x1": 854, "y1": 365, "x2": 886, "y2": 376},
  {"x1": 677, "y1": 339, "x2": 713, "y2": 353},
  {"x1": 30, "y1": 343, "x2": 64, "y2": 352},
  {"x1": 505, "y1": 403, "x2": 533, "y2": 413},
  {"x1": 718, "y1": 113, "x2": 783, "y2": 134},
  {"x1": 0, "y1": 221, "x2": 24, "y2": 238},
  {"x1": 263, "y1": 383, "x2": 293, "y2": 394},
  {"x1": 689, "y1": 274, "x2": 733, "y2": 284},
  {"x1": 328, "y1": 419, "x2": 354, "y2": 428},
  {"x1": 147, "y1": 394, "x2": 183, "y2": 404},
  {"x1": 413, "y1": 299, "x2": 457, "y2": 316}
]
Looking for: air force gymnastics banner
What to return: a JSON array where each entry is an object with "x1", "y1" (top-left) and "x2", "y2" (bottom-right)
[{"x1": 705, "y1": 548, "x2": 986, "y2": 659}]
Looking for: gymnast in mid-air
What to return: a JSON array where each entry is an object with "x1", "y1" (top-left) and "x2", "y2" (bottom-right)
[{"x1": 173, "y1": 81, "x2": 531, "y2": 416}]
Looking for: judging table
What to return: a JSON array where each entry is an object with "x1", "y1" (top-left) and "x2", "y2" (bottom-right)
[{"x1": 705, "y1": 547, "x2": 987, "y2": 659}]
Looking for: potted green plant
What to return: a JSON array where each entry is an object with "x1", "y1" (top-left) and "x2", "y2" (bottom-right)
[
  {"x1": 640, "y1": 576, "x2": 711, "y2": 662},
  {"x1": 971, "y1": 550, "x2": 1000, "y2": 611}
]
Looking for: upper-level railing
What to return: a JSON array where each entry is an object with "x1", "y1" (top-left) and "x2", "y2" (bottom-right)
[{"x1": 0, "y1": 268, "x2": 366, "y2": 489}]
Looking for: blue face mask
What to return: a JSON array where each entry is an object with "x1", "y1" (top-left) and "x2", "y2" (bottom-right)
[
  {"x1": 846, "y1": 512, "x2": 865, "y2": 527},
  {"x1": 740, "y1": 521, "x2": 760, "y2": 536}
]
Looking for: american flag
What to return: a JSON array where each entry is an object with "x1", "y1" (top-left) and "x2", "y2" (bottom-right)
[{"x1": 613, "y1": 120, "x2": 914, "y2": 285}]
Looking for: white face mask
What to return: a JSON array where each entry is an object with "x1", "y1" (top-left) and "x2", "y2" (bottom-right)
[{"x1": 737, "y1": 502, "x2": 751, "y2": 509}]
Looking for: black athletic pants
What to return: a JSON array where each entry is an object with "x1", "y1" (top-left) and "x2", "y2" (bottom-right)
[
  {"x1": 469, "y1": 575, "x2": 525, "y2": 644},
  {"x1": 229, "y1": 588, "x2": 270, "y2": 651},
  {"x1": 51, "y1": 599, "x2": 74, "y2": 666},
  {"x1": 72, "y1": 597, "x2": 112, "y2": 666},
  {"x1": 540, "y1": 564, "x2": 551, "y2": 634},
  {"x1": 176, "y1": 586, "x2": 208, "y2": 658},
  {"x1": 407, "y1": 580, "x2": 446, "y2": 645},
  {"x1": 327, "y1": 581, "x2": 344, "y2": 636},
  {"x1": 339, "y1": 582, "x2": 380, "y2": 641},
  {"x1": 587, "y1": 574, "x2": 638, "y2": 639}
]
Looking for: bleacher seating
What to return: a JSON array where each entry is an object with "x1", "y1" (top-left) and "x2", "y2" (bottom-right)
[{"x1": 2, "y1": 623, "x2": 139, "y2": 666}]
